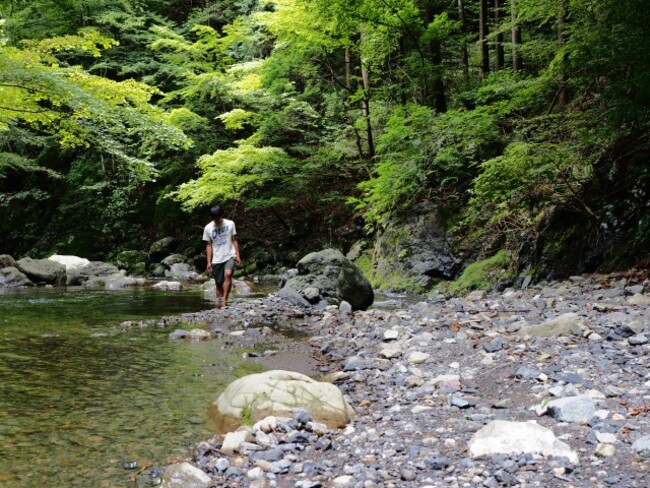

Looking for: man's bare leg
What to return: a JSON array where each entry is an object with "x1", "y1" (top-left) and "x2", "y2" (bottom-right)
[
  {"x1": 216, "y1": 284, "x2": 224, "y2": 308},
  {"x1": 223, "y1": 268, "x2": 233, "y2": 307}
]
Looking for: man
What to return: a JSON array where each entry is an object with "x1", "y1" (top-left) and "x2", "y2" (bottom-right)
[{"x1": 202, "y1": 205, "x2": 241, "y2": 308}]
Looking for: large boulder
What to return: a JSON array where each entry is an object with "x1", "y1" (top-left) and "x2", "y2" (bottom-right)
[
  {"x1": 15, "y1": 257, "x2": 66, "y2": 286},
  {"x1": 209, "y1": 370, "x2": 354, "y2": 433},
  {"x1": 116, "y1": 250, "x2": 150, "y2": 276},
  {"x1": 48, "y1": 254, "x2": 91, "y2": 270},
  {"x1": 369, "y1": 202, "x2": 459, "y2": 290},
  {"x1": 0, "y1": 267, "x2": 34, "y2": 288},
  {"x1": 0, "y1": 254, "x2": 17, "y2": 269},
  {"x1": 66, "y1": 261, "x2": 120, "y2": 286},
  {"x1": 149, "y1": 237, "x2": 178, "y2": 263},
  {"x1": 281, "y1": 248, "x2": 373, "y2": 310}
]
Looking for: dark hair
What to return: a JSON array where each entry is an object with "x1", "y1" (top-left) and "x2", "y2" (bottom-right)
[{"x1": 210, "y1": 205, "x2": 224, "y2": 218}]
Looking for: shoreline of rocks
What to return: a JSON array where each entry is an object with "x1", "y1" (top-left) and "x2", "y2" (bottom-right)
[{"x1": 152, "y1": 272, "x2": 650, "y2": 487}]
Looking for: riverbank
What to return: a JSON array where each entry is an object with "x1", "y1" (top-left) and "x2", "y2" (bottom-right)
[{"x1": 152, "y1": 271, "x2": 650, "y2": 487}]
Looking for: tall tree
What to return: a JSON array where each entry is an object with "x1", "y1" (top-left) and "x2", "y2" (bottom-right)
[{"x1": 479, "y1": 0, "x2": 490, "y2": 76}]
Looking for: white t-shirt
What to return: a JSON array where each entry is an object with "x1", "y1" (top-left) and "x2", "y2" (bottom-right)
[{"x1": 202, "y1": 219, "x2": 237, "y2": 264}]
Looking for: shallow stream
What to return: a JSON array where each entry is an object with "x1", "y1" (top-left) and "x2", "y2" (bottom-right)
[{"x1": 0, "y1": 287, "x2": 265, "y2": 487}]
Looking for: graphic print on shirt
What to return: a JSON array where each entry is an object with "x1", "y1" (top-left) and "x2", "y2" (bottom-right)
[{"x1": 211, "y1": 224, "x2": 230, "y2": 248}]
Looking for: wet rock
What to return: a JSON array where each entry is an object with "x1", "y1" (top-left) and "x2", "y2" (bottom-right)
[
  {"x1": 0, "y1": 266, "x2": 34, "y2": 288},
  {"x1": 16, "y1": 257, "x2": 66, "y2": 286}
]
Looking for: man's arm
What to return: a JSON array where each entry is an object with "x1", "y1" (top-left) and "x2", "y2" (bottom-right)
[
  {"x1": 205, "y1": 241, "x2": 213, "y2": 271},
  {"x1": 232, "y1": 235, "x2": 241, "y2": 266}
]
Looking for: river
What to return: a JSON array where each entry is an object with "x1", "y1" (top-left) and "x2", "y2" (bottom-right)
[{"x1": 0, "y1": 286, "x2": 265, "y2": 487}]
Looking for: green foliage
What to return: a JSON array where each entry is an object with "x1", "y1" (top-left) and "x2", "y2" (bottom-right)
[
  {"x1": 172, "y1": 144, "x2": 300, "y2": 210},
  {"x1": 355, "y1": 103, "x2": 501, "y2": 228}
]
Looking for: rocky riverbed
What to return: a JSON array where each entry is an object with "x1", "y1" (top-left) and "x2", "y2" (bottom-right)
[{"x1": 142, "y1": 271, "x2": 650, "y2": 488}]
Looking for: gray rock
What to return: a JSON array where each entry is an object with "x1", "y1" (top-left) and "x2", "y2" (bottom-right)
[
  {"x1": 517, "y1": 313, "x2": 589, "y2": 338},
  {"x1": 66, "y1": 261, "x2": 120, "y2": 286},
  {"x1": 161, "y1": 462, "x2": 212, "y2": 488},
  {"x1": 339, "y1": 301, "x2": 353, "y2": 313},
  {"x1": 632, "y1": 435, "x2": 650, "y2": 456},
  {"x1": 0, "y1": 266, "x2": 34, "y2": 288},
  {"x1": 161, "y1": 254, "x2": 188, "y2": 268},
  {"x1": 282, "y1": 249, "x2": 373, "y2": 310},
  {"x1": 149, "y1": 237, "x2": 177, "y2": 261},
  {"x1": 546, "y1": 395, "x2": 597, "y2": 423},
  {"x1": 302, "y1": 286, "x2": 321, "y2": 303},
  {"x1": 16, "y1": 257, "x2": 66, "y2": 285}
]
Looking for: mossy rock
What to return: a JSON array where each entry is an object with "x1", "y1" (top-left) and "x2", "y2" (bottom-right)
[
  {"x1": 440, "y1": 250, "x2": 512, "y2": 295},
  {"x1": 116, "y1": 250, "x2": 150, "y2": 275}
]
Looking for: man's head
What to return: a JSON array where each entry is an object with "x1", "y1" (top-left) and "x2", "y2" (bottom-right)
[{"x1": 210, "y1": 205, "x2": 224, "y2": 223}]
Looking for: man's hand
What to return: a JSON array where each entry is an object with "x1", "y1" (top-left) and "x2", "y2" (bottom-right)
[
  {"x1": 236, "y1": 256, "x2": 242, "y2": 266},
  {"x1": 206, "y1": 262, "x2": 213, "y2": 272}
]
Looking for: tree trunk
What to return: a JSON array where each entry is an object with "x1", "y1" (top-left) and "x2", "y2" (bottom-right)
[
  {"x1": 424, "y1": 2, "x2": 447, "y2": 112},
  {"x1": 359, "y1": 31, "x2": 375, "y2": 159},
  {"x1": 457, "y1": 0, "x2": 470, "y2": 82},
  {"x1": 480, "y1": 0, "x2": 490, "y2": 76},
  {"x1": 345, "y1": 47, "x2": 366, "y2": 160},
  {"x1": 494, "y1": 0, "x2": 505, "y2": 70},
  {"x1": 511, "y1": 0, "x2": 523, "y2": 70}
]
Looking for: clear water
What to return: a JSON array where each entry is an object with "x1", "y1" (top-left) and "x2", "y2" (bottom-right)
[{"x1": 0, "y1": 287, "x2": 265, "y2": 487}]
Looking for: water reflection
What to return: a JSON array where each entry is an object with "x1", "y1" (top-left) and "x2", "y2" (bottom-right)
[{"x1": 0, "y1": 287, "x2": 265, "y2": 487}]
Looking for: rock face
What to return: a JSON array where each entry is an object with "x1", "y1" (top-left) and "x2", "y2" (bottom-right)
[
  {"x1": 370, "y1": 202, "x2": 459, "y2": 289},
  {"x1": 165, "y1": 263, "x2": 205, "y2": 282},
  {"x1": 209, "y1": 370, "x2": 354, "y2": 433},
  {"x1": 161, "y1": 462, "x2": 212, "y2": 488},
  {"x1": 0, "y1": 267, "x2": 34, "y2": 288},
  {"x1": 15, "y1": 257, "x2": 66, "y2": 285},
  {"x1": 281, "y1": 249, "x2": 373, "y2": 310},
  {"x1": 468, "y1": 420, "x2": 579, "y2": 464}
]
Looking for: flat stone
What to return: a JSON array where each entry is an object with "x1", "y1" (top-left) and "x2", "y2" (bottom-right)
[
  {"x1": 596, "y1": 432, "x2": 617, "y2": 444},
  {"x1": 378, "y1": 343, "x2": 402, "y2": 359},
  {"x1": 467, "y1": 420, "x2": 578, "y2": 463},
  {"x1": 516, "y1": 313, "x2": 589, "y2": 338},
  {"x1": 407, "y1": 352, "x2": 430, "y2": 364},
  {"x1": 547, "y1": 395, "x2": 597, "y2": 423}
]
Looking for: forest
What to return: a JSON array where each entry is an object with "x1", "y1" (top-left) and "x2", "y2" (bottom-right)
[{"x1": 1, "y1": 0, "x2": 649, "y2": 286}]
